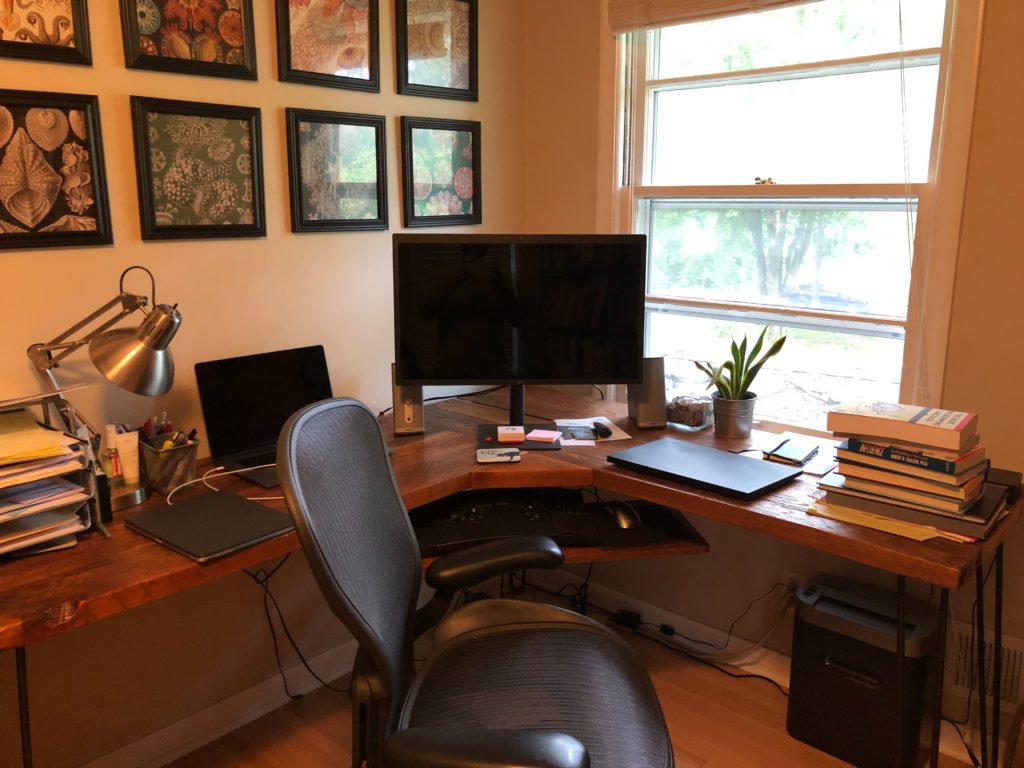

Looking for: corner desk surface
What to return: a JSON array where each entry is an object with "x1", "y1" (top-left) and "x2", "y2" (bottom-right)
[{"x1": 0, "y1": 386, "x2": 1017, "y2": 650}]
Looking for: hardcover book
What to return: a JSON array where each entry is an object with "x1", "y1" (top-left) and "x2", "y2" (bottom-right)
[
  {"x1": 818, "y1": 479, "x2": 1008, "y2": 539},
  {"x1": 841, "y1": 437, "x2": 986, "y2": 474},
  {"x1": 827, "y1": 402, "x2": 977, "y2": 452},
  {"x1": 835, "y1": 457, "x2": 987, "y2": 498},
  {"x1": 819, "y1": 471, "x2": 981, "y2": 514}
]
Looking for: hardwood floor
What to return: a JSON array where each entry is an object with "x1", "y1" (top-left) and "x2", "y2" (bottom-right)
[{"x1": 167, "y1": 625, "x2": 970, "y2": 767}]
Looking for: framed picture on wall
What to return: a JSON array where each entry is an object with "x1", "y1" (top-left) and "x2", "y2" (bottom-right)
[
  {"x1": 0, "y1": 0, "x2": 92, "y2": 65},
  {"x1": 130, "y1": 96, "x2": 265, "y2": 240},
  {"x1": 276, "y1": 0, "x2": 379, "y2": 92},
  {"x1": 0, "y1": 89, "x2": 113, "y2": 249},
  {"x1": 286, "y1": 108, "x2": 387, "y2": 232},
  {"x1": 400, "y1": 116, "x2": 480, "y2": 227},
  {"x1": 118, "y1": 0, "x2": 257, "y2": 80},
  {"x1": 396, "y1": 0, "x2": 477, "y2": 101}
]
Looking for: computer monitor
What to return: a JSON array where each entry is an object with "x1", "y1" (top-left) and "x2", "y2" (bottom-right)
[{"x1": 393, "y1": 234, "x2": 647, "y2": 423}]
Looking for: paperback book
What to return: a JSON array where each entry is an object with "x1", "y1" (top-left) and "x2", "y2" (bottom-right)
[
  {"x1": 827, "y1": 402, "x2": 977, "y2": 452},
  {"x1": 821, "y1": 471, "x2": 981, "y2": 513},
  {"x1": 835, "y1": 459, "x2": 986, "y2": 500},
  {"x1": 841, "y1": 437, "x2": 986, "y2": 473}
]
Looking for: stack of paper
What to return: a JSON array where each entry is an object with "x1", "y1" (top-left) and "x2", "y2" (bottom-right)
[{"x1": 0, "y1": 408, "x2": 91, "y2": 555}]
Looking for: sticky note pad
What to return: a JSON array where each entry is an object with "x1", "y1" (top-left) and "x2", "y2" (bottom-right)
[
  {"x1": 525, "y1": 429, "x2": 562, "y2": 443},
  {"x1": 497, "y1": 426, "x2": 525, "y2": 443}
]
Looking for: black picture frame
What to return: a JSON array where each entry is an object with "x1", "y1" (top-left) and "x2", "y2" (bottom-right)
[
  {"x1": 400, "y1": 116, "x2": 480, "y2": 227},
  {"x1": 118, "y1": 0, "x2": 257, "y2": 80},
  {"x1": 286, "y1": 108, "x2": 388, "y2": 232},
  {"x1": 0, "y1": 0, "x2": 92, "y2": 65},
  {"x1": 276, "y1": 0, "x2": 380, "y2": 92},
  {"x1": 130, "y1": 96, "x2": 265, "y2": 240},
  {"x1": 396, "y1": 0, "x2": 477, "y2": 101},
  {"x1": 0, "y1": 89, "x2": 112, "y2": 249}
]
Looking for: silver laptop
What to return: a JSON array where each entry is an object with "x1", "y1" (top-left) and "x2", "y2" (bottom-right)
[{"x1": 194, "y1": 346, "x2": 333, "y2": 488}]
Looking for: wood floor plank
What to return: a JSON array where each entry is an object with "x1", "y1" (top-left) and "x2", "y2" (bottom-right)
[{"x1": 168, "y1": 629, "x2": 969, "y2": 768}]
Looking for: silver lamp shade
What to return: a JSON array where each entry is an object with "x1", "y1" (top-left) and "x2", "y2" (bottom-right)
[{"x1": 88, "y1": 304, "x2": 182, "y2": 396}]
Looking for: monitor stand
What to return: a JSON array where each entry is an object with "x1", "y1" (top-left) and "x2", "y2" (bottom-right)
[{"x1": 477, "y1": 384, "x2": 561, "y2": 451}]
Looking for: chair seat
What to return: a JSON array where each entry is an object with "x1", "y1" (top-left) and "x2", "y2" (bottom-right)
[{"x1": 400, "y1": 600, "x2": 673, "y2": 768}]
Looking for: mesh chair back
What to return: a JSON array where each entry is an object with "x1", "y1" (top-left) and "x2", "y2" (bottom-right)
[{"x1": 277, "y1": 398, "x2": 421, "y2": 727}]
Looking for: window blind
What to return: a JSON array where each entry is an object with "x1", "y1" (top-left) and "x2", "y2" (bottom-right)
[{"x1": 607, "y1": 0, "x2": 820, "y2": 34}]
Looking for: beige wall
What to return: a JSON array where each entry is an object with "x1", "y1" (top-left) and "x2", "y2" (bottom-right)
[{"x1": 0, "y1": 3, "x2": 530, "y2": 765}]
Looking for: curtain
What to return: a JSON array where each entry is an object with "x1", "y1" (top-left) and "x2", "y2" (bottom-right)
[{"x1": 608, "y1": 0, "x2": 821, "y2": 34}]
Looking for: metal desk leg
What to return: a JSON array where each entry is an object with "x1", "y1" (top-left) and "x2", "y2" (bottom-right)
[
  {"x1": 16, "y1": 646, "x2": 32, "y2": 768},
  {"x1": 976, "y1": 560, "x2": 988, "y2": 768},
  {"x1": 992, "y1": 545, "x2": 1004, "y2": 767},
  {"x1": 930, "y1": 588, "x2": 950, "y2": 766},
  {"x1": 896, "y1": 575, "x2": 906, "y2": 767}
]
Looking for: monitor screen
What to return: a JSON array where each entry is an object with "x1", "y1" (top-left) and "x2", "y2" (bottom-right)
[{"x1": 393, "y1": 234, "x2": 647, "y2": 385}]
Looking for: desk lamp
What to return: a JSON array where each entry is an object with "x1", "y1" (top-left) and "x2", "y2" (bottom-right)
[{"x1": 27, "y1": 265, "x2": 182, "y2": 512}]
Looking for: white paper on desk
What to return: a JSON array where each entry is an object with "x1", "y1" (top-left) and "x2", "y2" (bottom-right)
[
  {"x1": 554, "y1": 416, "x2": 631, "y2": 442},
  {"x1": 561, "y1": 438, "x2": 596, "y2": 447}
]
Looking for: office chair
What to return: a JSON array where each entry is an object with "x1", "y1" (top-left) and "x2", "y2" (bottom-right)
[{"x1": 277, "y1": 398, "x2": 674, "y2": 768}]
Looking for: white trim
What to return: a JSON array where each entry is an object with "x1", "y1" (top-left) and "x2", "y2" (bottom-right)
[
  {"x1": 83, "y1": 640, "x2": 358, "y2": 768},
  {"x1": 901, "y1": 0, "x2": 985, "y2": 406},
  {"x1": 633, "y1": 183, "x2": 924, "y2": 198}
]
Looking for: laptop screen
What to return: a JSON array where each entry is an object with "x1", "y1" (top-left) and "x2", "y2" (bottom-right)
[{"x1": 195, "y1": 346, "x2": 333, "y2": 460}]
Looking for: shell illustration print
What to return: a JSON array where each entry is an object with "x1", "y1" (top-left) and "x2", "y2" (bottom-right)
[{"x1": 0, "y1": 97, "x2": 100, "y2": 237}]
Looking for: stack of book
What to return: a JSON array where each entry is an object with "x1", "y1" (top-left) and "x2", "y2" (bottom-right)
[
  {"x1": 0, "y1": 408, "x2": 92, "y2": 556},
  {"x1": 814, "y1": 402, "x2": 1007, "y2": 540}
]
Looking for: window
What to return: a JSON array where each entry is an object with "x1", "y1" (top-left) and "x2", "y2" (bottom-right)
[{"x1": 616, "y1": 0, "x2": 955, "y2": 431}]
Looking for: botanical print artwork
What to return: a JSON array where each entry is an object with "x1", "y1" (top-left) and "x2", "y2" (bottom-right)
[
  {"x1": 134, "y1": 0, "x2": 248, "y2": 65},
  {"x1": 288, "y1": 0, "x2": 370, "y2": 80},
  {"x1": 0, "y1": 102, "x2": 98, "y2": 235},
  {"x1": 298, "y1": 120, "x2": 378, "y2": 221},
  {"x1": 0, "y1": 0, "x2": 77, "y2": 48},
  {"x1": 410, "y1": 127, "x2": 473, "y2": 217},
  {"x1": 405, "y1": 0, "x2": 469, "y2": 90},
  {"x1": 146, "y1": 112, "x2": 254, "y2": 226}
]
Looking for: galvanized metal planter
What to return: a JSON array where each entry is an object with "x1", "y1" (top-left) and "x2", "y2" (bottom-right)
[{"x1": 712, "y1": 392, "x2": 757, "y2": 438}]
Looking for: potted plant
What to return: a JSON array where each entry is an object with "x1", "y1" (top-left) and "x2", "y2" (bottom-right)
[{"x1": 694, "y1": 326, "x2": 786, "y2": 438}]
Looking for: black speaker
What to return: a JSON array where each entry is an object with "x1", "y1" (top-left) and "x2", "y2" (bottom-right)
[
  {"x1": 391, "y1": 363, "x2": 423, "y2": 436},
  {"x1": 628, "y1": 357, "x2": 667, "y2": 429}
]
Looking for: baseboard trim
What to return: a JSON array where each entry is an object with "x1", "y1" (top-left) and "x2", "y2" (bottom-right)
[{"x1": 84, "y1": 639, "x2": 358, "y2": 768}]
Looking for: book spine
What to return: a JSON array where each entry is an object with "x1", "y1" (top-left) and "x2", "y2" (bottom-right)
[{"x1": 845, "y1": 438, "x2": 957, "y2": 473}]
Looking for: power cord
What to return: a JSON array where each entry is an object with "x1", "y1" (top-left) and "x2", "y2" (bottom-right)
[
  {"x1": 377, "y1": 385, "x2": 509, "y2": 418},
  {"x1": 943, "y1": 717, "x2": 982, "y2": 768},
  {"x1": 244, "y1": 554, "x2": 350, "y2": 699},
  {"x1": 166, "y1": 464, "x2": 283, "y2": 504}
]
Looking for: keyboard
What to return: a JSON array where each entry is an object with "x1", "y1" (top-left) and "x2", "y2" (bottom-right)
[{"x1": 412, "y1": 488, "x2": 600, "y2": 557}]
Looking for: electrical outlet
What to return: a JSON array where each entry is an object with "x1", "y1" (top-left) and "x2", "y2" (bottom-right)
[{"x1": 782, "y1": 570, "x2": 807, "y2": 591}]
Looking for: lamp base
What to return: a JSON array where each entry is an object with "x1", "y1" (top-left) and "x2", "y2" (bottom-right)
[{"x1": 110, "y1": 480, "x2": 149, "y2": 511}]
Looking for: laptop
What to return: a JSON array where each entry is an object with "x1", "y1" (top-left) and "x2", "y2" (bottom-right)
[
  {"x1": 124, "y1": 491, "x2": 294, "y2": 562},
  {"x1": 607, "y1": 438, "x2": 802, "y2": 500},
  {"x1": 195, "y1": 346, "x2": 333, "y2": 488}
]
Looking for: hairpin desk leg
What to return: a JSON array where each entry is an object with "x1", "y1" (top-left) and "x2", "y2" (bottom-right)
[
  {"x1": 992, "y1": 545, "x2": 1004, "y2": 767},
  {"x1": 976, "y1": 559, "x2": 988, "y2": 767},
  {"x1": 896, "y1": 575, "x2": 906, "y2": 766},
  {"x1": 16, "y1": 646, "x2": 32, "y2": 767},
  {"x1": 930, "y1": 588, "x2": 950, "y2": 766}
]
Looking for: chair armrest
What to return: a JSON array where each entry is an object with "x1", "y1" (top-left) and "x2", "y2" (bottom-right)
[
  {"x1": 383, "y1": 727, "x2": 589, "y2": 768},
  {"x1": 424, "y1": 535, "x2": 564, "y2": 592}
]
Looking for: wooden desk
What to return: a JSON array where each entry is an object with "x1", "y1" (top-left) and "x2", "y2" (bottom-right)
[{"x1": 1, "y1": 386, "x2": 1016, "y2": 767}]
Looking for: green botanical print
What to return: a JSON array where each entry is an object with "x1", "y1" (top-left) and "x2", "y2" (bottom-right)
[
  {"x1": 147, "y1": 112, "x2": 254, "y2": 226},
  {"x1": 411, "y1": 127, "x2": 473, "y2": 217},
  {"x1": 298, "y1": 121, "x2": 379, "y2": 221}
]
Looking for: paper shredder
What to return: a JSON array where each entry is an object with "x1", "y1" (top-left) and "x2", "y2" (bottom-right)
[{"x1": 786, "y1": 577, "x2": 937, "y2": 768}]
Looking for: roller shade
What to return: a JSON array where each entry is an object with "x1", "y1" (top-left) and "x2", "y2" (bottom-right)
[{"x1": 608, "y1": 0, "x2": 821, "y2": 34}]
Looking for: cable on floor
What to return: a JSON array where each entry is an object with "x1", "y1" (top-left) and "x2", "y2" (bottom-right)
[{"x1": 245, "y1": 554, "x2": 350, "y2": 699}]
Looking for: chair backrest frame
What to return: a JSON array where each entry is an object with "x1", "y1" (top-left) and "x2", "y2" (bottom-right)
[{"x1": 277, "y1": 398, "x2": 422, "y2": 736}]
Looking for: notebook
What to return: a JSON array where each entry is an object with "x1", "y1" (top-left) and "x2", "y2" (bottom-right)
[
  {"x1": 607, "y1": 438, "x2": 802, "y2": 500},
  {"x1": 194, "y1": 345, "x2": 333, "y2": 488},
  {"x1": 124, "y1": 492, "x2": 294, "y2": 562}
]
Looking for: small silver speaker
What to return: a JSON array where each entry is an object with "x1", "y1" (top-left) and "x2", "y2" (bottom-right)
[
  {"x1": 391, "y1": 363, "x2": 424, "y2": 435},
  {"x1": 628, "y1": 357, "x2": 667, "y2": 429}
]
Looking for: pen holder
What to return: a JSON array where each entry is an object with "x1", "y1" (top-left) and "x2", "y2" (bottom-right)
[{"x1": 141, "y1": 440, "x2": 199, "y2": 496}]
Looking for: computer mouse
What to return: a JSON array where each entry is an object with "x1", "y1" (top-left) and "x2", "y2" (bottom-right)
[
  {"x1": 605, "y1": 500, "x2": 641, "y2": 530},
  {"x1": 592, "y1": 422, "x2": 613, "y2": 439}
]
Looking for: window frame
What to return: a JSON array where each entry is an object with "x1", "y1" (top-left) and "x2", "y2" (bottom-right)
[{"x1": 612, "y1": 0, "x2": 984, "y2": 410}]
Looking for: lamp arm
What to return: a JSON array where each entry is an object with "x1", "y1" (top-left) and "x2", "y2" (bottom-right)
[{"x1": 29, "y1": 293, "x2": 148, "y2": 369}]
